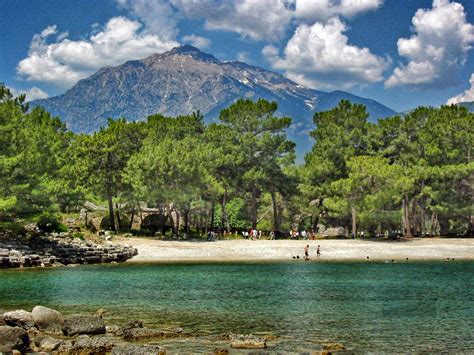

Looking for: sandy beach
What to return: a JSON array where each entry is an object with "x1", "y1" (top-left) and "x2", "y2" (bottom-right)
[{"x1": 115, "y1": 237, "x2": 474, "y2": 262}]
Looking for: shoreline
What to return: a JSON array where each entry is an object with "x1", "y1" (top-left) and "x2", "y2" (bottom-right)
[{"x1": 115, "y1": 237, "x2": 474, "y2": 263}]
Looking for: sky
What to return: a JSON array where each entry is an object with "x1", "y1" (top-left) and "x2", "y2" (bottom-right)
[{"x1": 1, "y1": 0, "x2": 474, "y2": 112}]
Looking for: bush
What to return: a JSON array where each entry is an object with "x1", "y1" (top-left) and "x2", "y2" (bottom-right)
[{"x1": 36, "y1": 212, "x2": 68, "y2": 233}]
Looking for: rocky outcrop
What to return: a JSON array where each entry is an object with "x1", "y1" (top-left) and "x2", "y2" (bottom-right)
[
  {"x1": 0, "y1": 325, "x2": 30, "y2": 352},
  {"x1": 69, "y1": 334, "x2": 114, "y2": 353},
  {"x1": 3, "y1": 310, "x2": 34, "y2": 329},
  {"x1": 111, "y1": 344, "x2": 167, "y2": 355},
  {"x1": 121, "y1": 319, "x2": 183, "y2": 340},
  {"x1": 1, "y1": 305, "x2": 176, "y2": 353},
  {"x1": 32, "y1": 306, "x2": 64, "y2": 334},
  {"x1": 63, "y1": 315, "x2": 106, "y2": 336},
  {"x1": 0, "y1": 232, "x2": 137, "y2": 268}
]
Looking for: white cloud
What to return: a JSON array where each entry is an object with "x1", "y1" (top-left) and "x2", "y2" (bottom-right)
[
  {"x1": 10, "y1": 86, "x2": 49, "y2": 101},
  {"x1": 263, "y1": 18, "x2": 389, "y2": 89},
  {"x1": 182, "y1": 34, "x2": 211, "y2": 49},
  {"x1": 236, "y1": 51, "x2": 251, "y2": 62},
  {"x1": 447, "y1": 74, "x2": 474, "y2": 104},
  {"x1": 17, "y1": 17, "x2": 178, "y2": 88},
  {"x1": 116, "y1": 0, "x2": 178, "y2": 41},
  {"x1": 294, "y1": 0, "x2": 383, "y2": 22},
  {"x1": 386, "y1": 0, "x2": 474, "y2": 88},
  {"x1": 171, "y1": 0, "x2": 293, "y2": 41}
]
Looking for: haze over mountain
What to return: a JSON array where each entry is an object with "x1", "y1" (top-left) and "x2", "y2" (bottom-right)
[{"x1": 31, "y1": 45, "x2": 397, "y2": 155}]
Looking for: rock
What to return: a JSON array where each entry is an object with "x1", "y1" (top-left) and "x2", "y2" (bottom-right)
[
  {"x1": 0, "y1": 326, "x2": 30, "y2": 352},
  {"x1": 70, "y1": 334, "x2": 114, "y2": 353},
  {"x1": 229, "y1": 334, "x2": 266, "y2": 349},
  {"x1": 0, "y1": 313, "x2": 6, "y2": 326},
  {"x1": 3, "y1": 310, "x2": 34, "y2": 329},
  {"x1": 214, "y1": 348, "x2": 229, "y2": 355},
  {"x1": 122, "y1": 327, "x2": 166, "y2": 340},
  {"x1": 111, "y1": 344, "x2": 167, "y2": 355},
  {"x1": 106, "y1": 325, "x2": 122, "y2": 336},
  {"x1": 34, "y1": 335, "x2": 63, "y2": 352},
  {"x1": 63, "y1": 315, "x2": 106, "y2": 336},
  {"x1": 324, "y1": 227, "x2": 346, "y2": 237},
  {"x1": 322, "y1": 342, "x2": 346, "y2": 351},
  {"x1": 122, "y1": 319, "x2": 144, "y2": 331},
  {"x1": 32, "y1": 305, "x2": 64, "y2": 334},
  {"x1": 56, "y1": 340, "x2": 74, "y2": 352},
  {"x1": 122, "y1": 323, "x2": 182, "y2": 340}
]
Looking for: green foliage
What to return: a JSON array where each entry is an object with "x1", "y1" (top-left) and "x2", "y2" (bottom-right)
[
  {"x1": 1, "y1": 82, "x2": 471, "y2": 237},
  {"x1": 35, "y1": 212, "x2": 68, "y2": 233}
]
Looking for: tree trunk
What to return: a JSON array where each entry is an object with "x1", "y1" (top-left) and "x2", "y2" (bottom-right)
[
  {"x1": 210, "y1": 200, "x2": 215, "y2": 230},
  {"x1": 115, "y1": 202, "x2": 122, "y2": 231},
  {"x1": 221, "y1": 189, "x2": 229, "y2": 232},
  {"x1": 106, "y1": 185, "x2": 116, "y2": 231},
  {"x1": 351, "y1": 205, "x2": 357, "y2": 237},
  {"x1": 411, "y1": 197, "x2": 418, "y2": 236},
  {"x1": 184, "y1": 205, "x2": 190, "y2": 235},
  {"x1": 251, "y1": 187, "x2": 258, "y2": 229},
  {"x1": 402, "y1": 196, "x2": 412, "y2": 237},
  {"x1": 271, "y1": 190, "x2": 280, "y2": 232},
  {"x1": 129, "y1": 206, "x2": 135, "y2": 230}
]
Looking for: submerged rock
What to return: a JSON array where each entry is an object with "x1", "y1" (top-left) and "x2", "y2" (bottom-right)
[
  {"x1": 111, "y1": 344, "x2": 167, "y2": 355},
  {"x1": 69, "y1": 334, "x2": 114, "y2": 353},
  {"x1": 3, "y1": 310, "x2": 34, "y2": 329},
  {"x1": 32, "y1": 306, "x2": 64, "y2": 334},
  {"x1": 0, "y1": 325, "x2": 30, "y2": 352},
  {"x1": 63, "y1": 315, "x2": 106, "y2": 336},
  {"x1": 229, "y1": 334, "x2": 266, "y2": 349}
]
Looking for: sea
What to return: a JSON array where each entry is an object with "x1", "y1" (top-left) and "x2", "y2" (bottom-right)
[{"x1": 1, "y1": 261, "x2": 473, "y2": 352}]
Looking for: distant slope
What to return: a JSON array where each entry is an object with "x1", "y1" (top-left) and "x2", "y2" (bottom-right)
[
  {"x1": 31, "y1": 45, "x2": 397, "y2": 156},
  {"x1": 456, "y1": 101, "x2": 474, "y2": 112}
]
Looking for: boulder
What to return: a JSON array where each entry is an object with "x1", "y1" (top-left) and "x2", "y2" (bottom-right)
[
  {"x1": 63, "y1": 315, "x2": 106, "y2": 336},
  {"x1": 324, "y1": 227, "x2": 346, "y2": 237},
  {"x1": 111, "y1": 344, "x2": 167, "y2": 355},
  {"x1": 69, "y1": 335, "x2": 114, "y2": 353},
  {"x1": 214, "y1": 348, "x2": 229, "y2": 355},
  {"x1": 3, "y1": 310, "x2": 34, "y2": 329},
  {"x1": 0, "y1": 313, "x2": 6, "y2": 326},
  {"x1": 122, "y1": 324, "x2": 182, "y2": 340},
  {"x1": 32, "y1": 306, "x2": 64, "y2": 334},
  {"x1": 106, "y1": 325, "x2": 122, "y2": 335},
  {"x1": 123, "y1": 327, "x2": 166, "y2": 340},
  {"x1": 122, "y1": 319, "x2": 144, "y2": 331},
  {"x1": 34, "y1": 335, "x2": 63, "y2": 352},
  {"x1": 0, "y1": 325, "x2": 30, "y2": 352},
  {"x1": 229, "y1": 334, "x2": 266, "y2": 349}
]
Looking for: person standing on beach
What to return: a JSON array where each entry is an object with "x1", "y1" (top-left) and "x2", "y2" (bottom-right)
[
  {"x1": 316, "y1": 245, "x2": 321, "y2": 257},
  {"x1": 304, "y1": 245, "x2": 309, "y2": 260}
]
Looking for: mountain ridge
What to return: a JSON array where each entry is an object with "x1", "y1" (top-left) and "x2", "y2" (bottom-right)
[{"x1": 31, "y1": 45, "x2": 397, "y2": 155}]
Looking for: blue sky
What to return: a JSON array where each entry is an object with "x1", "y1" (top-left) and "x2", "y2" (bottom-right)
[{"x1": 1, "y1": 0, "x2": 474, "y2": 112}]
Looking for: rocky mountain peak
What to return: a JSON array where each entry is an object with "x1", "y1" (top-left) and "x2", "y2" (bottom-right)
[
  {"x1": 165, "y1": 45, "x2": 220, "y2": 64},
  {"x1": 30, "y1": 46, "x2": 396, "y2": 157}
]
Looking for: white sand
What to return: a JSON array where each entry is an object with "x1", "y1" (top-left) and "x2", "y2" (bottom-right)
[{"x1": 115, "y1": 237, "x2": 474, "y2": 262}]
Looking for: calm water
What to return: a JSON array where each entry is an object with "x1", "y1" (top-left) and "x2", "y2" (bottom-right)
[{"x1": 1, "y1": 261, "x2": 473, "y2": 352}]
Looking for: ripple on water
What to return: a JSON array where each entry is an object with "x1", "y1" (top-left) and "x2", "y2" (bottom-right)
[{"x1": 0, "y1": 261, "x2": 473, "y2": 352}]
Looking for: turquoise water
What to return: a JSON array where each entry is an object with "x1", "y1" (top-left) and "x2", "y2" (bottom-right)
[{"x1": 1, "y1": 262, "x2": 473, "y2": 352}]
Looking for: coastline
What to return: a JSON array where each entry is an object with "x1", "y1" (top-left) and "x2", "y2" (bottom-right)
[{"x1": 115, "y1": 237, "x2": 474, "y2": 263}]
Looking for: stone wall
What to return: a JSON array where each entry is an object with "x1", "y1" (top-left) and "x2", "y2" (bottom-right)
[{"x1": 0, "y1": 233, "x2": 137, "y2": 268}]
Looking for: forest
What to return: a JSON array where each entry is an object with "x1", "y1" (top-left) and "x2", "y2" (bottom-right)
[{"x1": 1, "y1": 84, "x2": 473, "y2": 238}]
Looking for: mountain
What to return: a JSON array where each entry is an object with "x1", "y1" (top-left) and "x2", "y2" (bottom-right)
[
  {"x1": 31, "y1": 45, "x2": 396, "y2": 156},
  {"x1": 456, "y1": 101, "x2": 474, "y2": 112}
]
